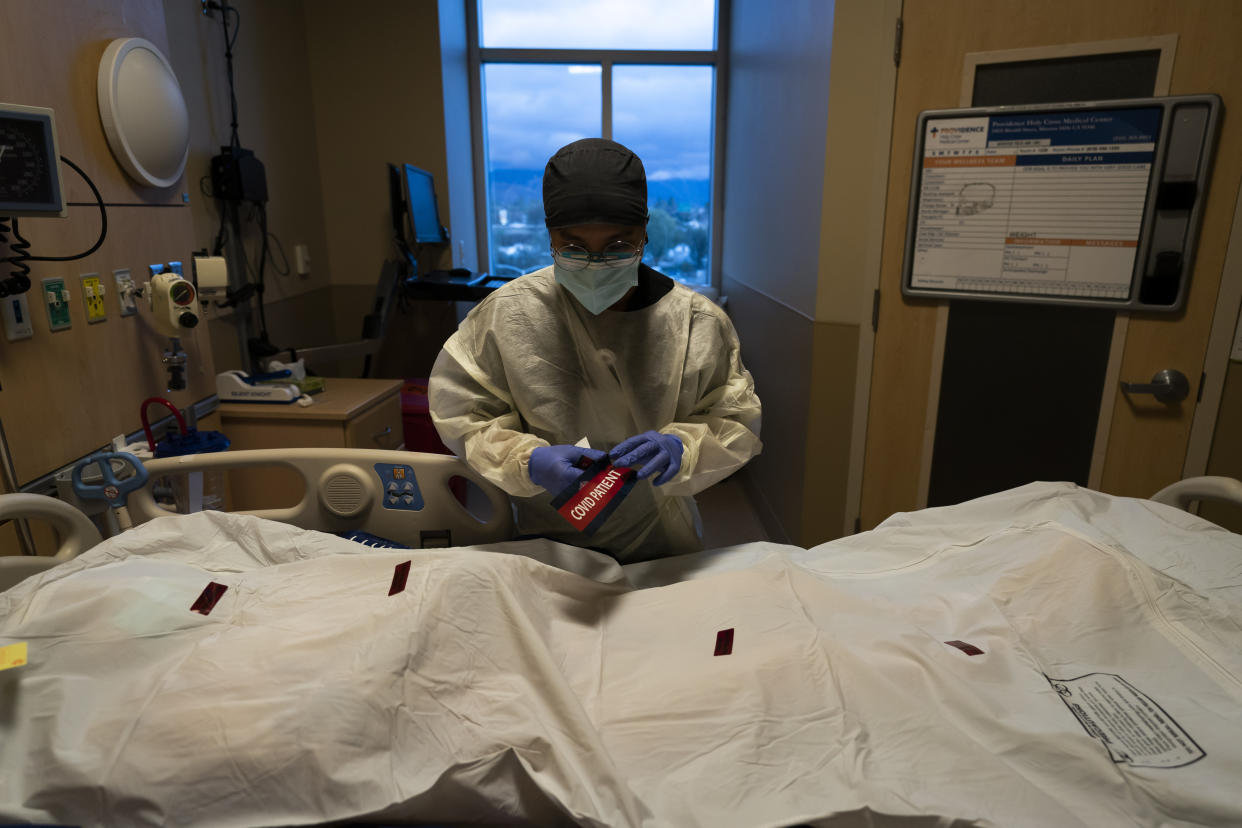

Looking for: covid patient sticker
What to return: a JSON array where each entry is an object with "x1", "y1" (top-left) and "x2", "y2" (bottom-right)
[
  {"x1": 1046, "y1": 672, "x2": 1205, "y2": 768},
  {"x1": 550, "y1": 456, "x2": 637, "y2": 536}
]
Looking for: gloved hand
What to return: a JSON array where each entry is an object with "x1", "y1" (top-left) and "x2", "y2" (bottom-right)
[
  {"x1": 528, "y1": 444, "x2": 606, "y2": 494},
  {"x1": 610, "y1": 431, "x2": 684, "y2": 486}
]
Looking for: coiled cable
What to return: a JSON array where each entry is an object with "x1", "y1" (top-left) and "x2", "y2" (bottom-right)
[
  {"x1": 0, "y1": 218, "x2": 30, "y2": 298},
  {"x1": 0, "y1": 155, "x2": 107, "y2": 296}
]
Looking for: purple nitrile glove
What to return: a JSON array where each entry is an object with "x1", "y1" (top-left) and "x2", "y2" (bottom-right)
[
  {"x1": 610, "y1": 431, "x2": 683, "y2": 486},
  {"x1": 529, "y1": 444, "x2": 607, "y2": 493}
]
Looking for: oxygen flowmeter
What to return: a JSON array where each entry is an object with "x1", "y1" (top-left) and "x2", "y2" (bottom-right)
[
  {"x1": 144, "y1": 262, "x2": 198, "y2": 391},
  {"x1": 147, "y1": 262, "x2": 199, "y2": 337}
]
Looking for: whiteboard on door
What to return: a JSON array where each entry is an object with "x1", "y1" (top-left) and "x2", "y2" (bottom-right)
[{"x1": 901, "y1": 96, "x2": 1220, "y2": 311}]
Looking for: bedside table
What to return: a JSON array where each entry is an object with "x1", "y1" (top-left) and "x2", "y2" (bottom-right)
[{"x1": 218, "y1": 377, "x2": 404, "y2": 510}]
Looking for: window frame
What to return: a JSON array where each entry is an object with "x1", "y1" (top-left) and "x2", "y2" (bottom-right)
[{"x1": 465, "y1": 0, "x2": 730, "y2": 290}]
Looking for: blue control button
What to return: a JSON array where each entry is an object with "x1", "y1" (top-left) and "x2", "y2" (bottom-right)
[{"x1": 374, "y1": 464, "x2": 424, "y2": 511}]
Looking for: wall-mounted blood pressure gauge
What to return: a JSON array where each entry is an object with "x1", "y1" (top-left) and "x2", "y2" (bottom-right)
[{"x1": 0, "y1": 104, "x2": 65, "y2": 218}]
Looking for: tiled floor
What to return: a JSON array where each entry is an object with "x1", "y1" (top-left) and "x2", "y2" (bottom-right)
[{"x1": 697, "y1": 473, "x2": 769, "y2": 548}]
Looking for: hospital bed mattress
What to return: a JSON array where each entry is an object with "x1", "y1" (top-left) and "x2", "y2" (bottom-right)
[{"x1": 1, "y1": 481, "x2": 1240, "y2": 826}]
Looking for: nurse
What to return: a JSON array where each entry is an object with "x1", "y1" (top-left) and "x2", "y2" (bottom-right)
[{"x1": 429, "y1": 138, "x2": 762, "y2": 562}]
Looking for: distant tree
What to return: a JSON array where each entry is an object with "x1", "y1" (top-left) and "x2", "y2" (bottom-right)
[
  {"x1": 687, "y1": 225, "x2": 709, "y2": 265},
  {"x1": 646, "y1": 208, "x2": 678, "y2": 263}
]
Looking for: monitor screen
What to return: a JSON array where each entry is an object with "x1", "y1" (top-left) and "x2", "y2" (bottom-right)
[{"x1": 403, "y1": 164, "x2": 448, "y2": 245}]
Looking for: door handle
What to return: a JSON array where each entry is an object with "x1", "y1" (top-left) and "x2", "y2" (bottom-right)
[
  {"x1": 1121, "y1": 369, "x2": 1190, "y2": 403},
  {"x1": 372, "y1": 426, "x2": 393, "y2": 443}
]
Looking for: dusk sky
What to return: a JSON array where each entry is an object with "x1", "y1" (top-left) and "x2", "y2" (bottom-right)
[
  {"x1": 479, "y1": 0, "x2": 715, "y2": 50},
  {"x1": 479, "y1": 0, "x2": 717, "y2": 182}
]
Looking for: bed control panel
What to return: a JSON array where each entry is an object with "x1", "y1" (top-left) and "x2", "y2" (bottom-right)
[{"x1": 374, "y1": 463, "x2": 424, "y2": 511}]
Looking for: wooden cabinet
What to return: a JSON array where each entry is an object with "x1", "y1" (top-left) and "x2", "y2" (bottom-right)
[{"x1": 217, "y1": 378, "x2": 403, "y2": 510}]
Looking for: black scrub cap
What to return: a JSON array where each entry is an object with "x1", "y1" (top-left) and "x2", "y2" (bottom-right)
[{"x1": 543, "y1": 138, "x2": 649, "y2": 229}]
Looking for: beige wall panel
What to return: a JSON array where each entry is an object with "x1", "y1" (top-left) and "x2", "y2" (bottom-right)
[
  {"x1": 0, "y1": 0, "x2": 216, "y2": 491},
  {"x1": 801, "y1": 320, "x2": 859, "y2": 545},
  {"x1": 858, "y1": 0, "x2": 959, "y2": 528},
  {"x1": 721, "y1": 276, "x2": 812, "y2": 545},
  {"x1": 304, "y1": 0, "x2": 451, "y2": 291},
  {"x1": 0, "y1": 0, "x2": 184, "y2": 205},
  {"x1": 163, "y1": 1, "x2": 332, "y2": 303},
  {"x1": 0, "y1": 206, "x2": 214, "y2": 484},
  {"x1": 816, "y1": 0, "x2": 900, "y2": 325},
  {"x1": 162, "y1": 0, "x2": 337, "y2": 369}
]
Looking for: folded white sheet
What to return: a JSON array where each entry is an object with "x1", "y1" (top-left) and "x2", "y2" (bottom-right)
[{"x1": 1, "y1": 482, "x2": 1239, "y2": 827}]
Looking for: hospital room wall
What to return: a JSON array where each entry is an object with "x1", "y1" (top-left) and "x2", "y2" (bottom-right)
[
  {"x1": 161, "y1": 0, "x2": 338, "y2": 374},
  {"x1": 0, "y1": 1, "x2": 224, "y2": 455},
  {"x1": 721, "y1": 0, "x2": 893, "y2": 546},
  {"x1": 162, "y1": 0, "x2": 458, "y2": 380},
  {"x1": 301, "y1": 0, "x2": 460, "y2": 380},
  {"x1": 0, "y1": 0, "x2": 226, "y2": 554}
]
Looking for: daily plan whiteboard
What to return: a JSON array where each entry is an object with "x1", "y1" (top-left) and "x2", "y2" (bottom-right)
[{"x1": 901, "y1": 96, "x2": 1220, "y2": 311}]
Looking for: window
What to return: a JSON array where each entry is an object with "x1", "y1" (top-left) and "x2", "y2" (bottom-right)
[{"x1": 469, "y1": 0, "x2": 724, "y2": 287}]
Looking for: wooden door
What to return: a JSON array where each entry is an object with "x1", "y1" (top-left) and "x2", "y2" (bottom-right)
[{"x1": 860, "y1": 1, "x2": 1242, "y2": 528}]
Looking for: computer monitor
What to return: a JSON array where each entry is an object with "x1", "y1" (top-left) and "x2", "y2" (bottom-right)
[
  {"x1": 402, "y1": 163, "x2": 448, "y2": 245},
  {"x1": 388, "y1": 163, "x2": 408, "y2": 251}
]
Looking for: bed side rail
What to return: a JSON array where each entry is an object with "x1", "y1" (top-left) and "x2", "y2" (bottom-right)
[
  {"x1": 0, "y1": 493, "x2": 105, "y2": 591},
  {"x1": 128, "y1": 448, "x2": 514, "y2": 549},
  {"x1": 1150, "y1": 476, "x2": 1242, "y2": 512}
]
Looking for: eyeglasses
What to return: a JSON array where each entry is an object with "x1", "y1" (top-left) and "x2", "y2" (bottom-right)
[{"x1": 551, "y1": 240, "x2": 643, "y2": 272}]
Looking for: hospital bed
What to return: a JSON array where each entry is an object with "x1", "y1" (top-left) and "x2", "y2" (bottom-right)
[{"x1": 1, "y1": 449, "x2": 1240, "y2": 827}]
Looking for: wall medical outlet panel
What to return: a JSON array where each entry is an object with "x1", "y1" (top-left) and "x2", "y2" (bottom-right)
[
  {"x1": 113, "y1": 269, "x2": 137, "y2": 316},
  {"x1": 40, "y1": 277, "x2": 71, "y2": 330},
  {"x1": 80, "y1": 273, "x2": 106, "y2": 323},
  {"x1": 2, "y1": 294, "x2": 33, "y2": 341},
  {"x1": 901, "y1": 95, "x2": 1221, "y2": 311}
]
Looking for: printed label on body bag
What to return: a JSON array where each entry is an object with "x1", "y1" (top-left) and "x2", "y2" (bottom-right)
[
  {"x1": 0, "y1": 642, "x2": 28, "y2": 671},
  {"x1": 550, "y1": 455, "x2": 637, "y2": 536}
]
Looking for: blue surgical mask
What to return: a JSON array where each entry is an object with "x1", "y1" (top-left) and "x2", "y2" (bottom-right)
[{"x1": 553, "y1": 257, "x2": 641, "y2": 314}]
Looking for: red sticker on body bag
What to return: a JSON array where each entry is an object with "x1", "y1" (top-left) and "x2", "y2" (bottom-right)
[
  {"x1": 944, "y1": 639, "x2": 984, "y2": 656},
  {"x1": 714, "y1": 628, "x2": 734, "y2": 656},
  {"x1": 550, "y1": 459, "x2": 637, "y2": 536},
  {"x1": 389, "y1": 560, "x2": 412, "y2": 595},
  {"x1": 190, "y1": 582, "x2": 228, "y2": 615}
]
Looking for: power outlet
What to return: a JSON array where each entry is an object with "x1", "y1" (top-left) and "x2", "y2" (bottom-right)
[
  {"x1": 114, "y1": 269, "x2": 137, "y2": 316},
  {"x1": 80, "y1": 273, "x2": 107, "y2": 323},
  {"x1": 1, "y1": 294, "x2": 33, "y2": 341},
  {"x1": 294, "y1": 244, "x2": 311, "y2": 276},
  {"x1": 40, "y1": 277, "x2": 72, "y2": 331}
]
